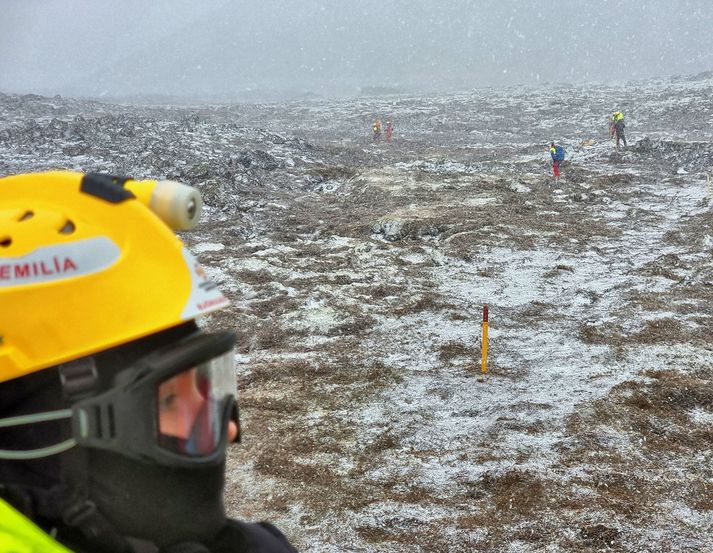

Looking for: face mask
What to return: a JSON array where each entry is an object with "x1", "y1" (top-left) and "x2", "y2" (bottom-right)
[{"x1": 86, "y1": 449, "x2": 227, "y2": 546}]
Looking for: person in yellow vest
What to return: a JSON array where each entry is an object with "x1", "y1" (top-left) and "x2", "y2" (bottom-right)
[
  {"x1": 0, "y1": 172, "x2": 298, "y2": 553},
  {"x1": 372, "y1": 118, "x2": 382, "y2": 142},
  {"x1": 612, "y1": 111, "x2": 627, "y2": 148}
]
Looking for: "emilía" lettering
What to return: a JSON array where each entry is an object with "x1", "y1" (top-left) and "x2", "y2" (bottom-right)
[{"x1": 0, "y1": 257, "x2": 78, "y2": 280}]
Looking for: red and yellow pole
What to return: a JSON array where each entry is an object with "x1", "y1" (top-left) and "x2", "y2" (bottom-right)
[{"x1": 481, "y1": 304, "x2": 489, "y2": 376}]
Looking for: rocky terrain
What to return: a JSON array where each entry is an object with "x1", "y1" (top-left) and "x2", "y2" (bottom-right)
[{"x1": 1, "y1": 74, "x2": 712, "y2": 552}]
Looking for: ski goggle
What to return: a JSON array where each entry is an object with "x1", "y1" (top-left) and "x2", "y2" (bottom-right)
[{"x1": 0, "y1": 331, "x2": 239, "y2": 467}]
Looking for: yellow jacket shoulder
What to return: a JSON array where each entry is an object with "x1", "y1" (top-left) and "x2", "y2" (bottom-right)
[{"x1": 0, "y1": 499, "x2": 74, "y2": 553}]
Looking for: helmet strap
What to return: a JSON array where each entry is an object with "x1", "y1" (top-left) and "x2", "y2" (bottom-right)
[
  {"x1": 58, "y1": 446, "x2": 136, "y2": 553},
  {"x1": 58, "y1": 357, "x2": 99, "y2": 401},
  {"x1": 0, "y1": 470, "x2": 137, "y2": 553},
  {"x1": 52, "y1": 357, "x2": 137, "y2": 553}
]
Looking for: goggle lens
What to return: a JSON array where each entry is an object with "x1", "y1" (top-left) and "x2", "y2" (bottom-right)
[{"x1": 156, "y1": 350, "x2": 235, "y2": 456}]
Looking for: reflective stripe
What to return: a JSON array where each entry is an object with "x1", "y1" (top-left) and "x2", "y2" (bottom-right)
[
  {"x1": 0, "y1": 237, "x2": 120, "y2": 288},
  {"x1": 0, "y1": 499, "x2": 74, "y2": 552},
  {"x1": 180, "y1": 248, "x2": 229, "y2": 319}
]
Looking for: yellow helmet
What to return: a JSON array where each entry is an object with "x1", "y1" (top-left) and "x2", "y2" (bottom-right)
[{"x1": 0, "y1": 171, "x2": 228, "y2": 383}]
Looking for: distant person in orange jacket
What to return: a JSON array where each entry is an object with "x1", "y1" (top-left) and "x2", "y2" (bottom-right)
[{"x1": 385, "y1": 120, "x2": 393, "y2": 143}]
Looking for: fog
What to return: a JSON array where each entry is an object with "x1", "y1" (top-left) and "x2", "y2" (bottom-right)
[{"x1": 1, "y1": 0, "x2": 712, "y2": 100}]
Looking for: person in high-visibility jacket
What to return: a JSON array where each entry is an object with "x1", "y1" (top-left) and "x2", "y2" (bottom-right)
[
  {"x1": 372, "y1": 118, "x2": 382, "y2": 142},
  {"x1": 0, "y1": 172, "x2": 298, "y2": 553},
  {"x1": 612, "y1": 111, "x2": 627, "y2": 148}
]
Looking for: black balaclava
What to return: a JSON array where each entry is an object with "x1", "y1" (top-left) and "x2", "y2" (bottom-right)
[
  {"x1": 0, "y1": 322, "x2": 228, "y2": 550},
  {"x1": 87, "y1": 450, "x2": 226, "y2": 546}
]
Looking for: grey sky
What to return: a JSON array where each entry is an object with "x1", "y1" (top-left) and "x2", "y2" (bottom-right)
[{"x1": 1, "y1": 0, "x2": 712, "y2": 99}]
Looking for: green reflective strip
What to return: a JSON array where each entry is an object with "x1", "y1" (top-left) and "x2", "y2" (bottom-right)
[{"x1": 0, "y1": 500, "x2": 75, "y2": 553}]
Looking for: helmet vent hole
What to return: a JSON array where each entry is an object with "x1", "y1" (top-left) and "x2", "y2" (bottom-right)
[
  {"x1": 18, "y1": 211, "x2": 34, "y2": 221},
  {"x1": 59, "y1": 220, "x2": 76, "y2": 234},
  {"x1": 0, "y1": 237, "x2": 11, "y2": 247}
]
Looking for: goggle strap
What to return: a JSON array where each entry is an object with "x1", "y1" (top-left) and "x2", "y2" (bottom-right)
[
  {"x1": 0, "y1": 409, "x2": 73, "y2": 428},
  {"x1": 0, "y1": 439, "x2": 77, "y2": 460},
  {"x1": 0, "y1": 409, "x2": 76, "y2": 459}
]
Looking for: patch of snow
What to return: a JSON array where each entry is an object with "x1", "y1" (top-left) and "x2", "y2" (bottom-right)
[{"x1": 193, "y1": 242, "x2": 225, "y2": 253}]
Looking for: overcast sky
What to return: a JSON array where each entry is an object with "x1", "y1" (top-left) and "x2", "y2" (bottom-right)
[{"x1": 1, "y1": 0, "x2": 712, "y2": 99}]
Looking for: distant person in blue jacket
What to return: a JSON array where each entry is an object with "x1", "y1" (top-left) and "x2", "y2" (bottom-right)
[{"x1": 550, "y1": 142, "x2": 565, "y2": 183}]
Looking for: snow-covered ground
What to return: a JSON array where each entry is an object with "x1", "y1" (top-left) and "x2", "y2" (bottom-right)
[{"x1": 1, "y1": 74, "x2": 712, "y2": 552}]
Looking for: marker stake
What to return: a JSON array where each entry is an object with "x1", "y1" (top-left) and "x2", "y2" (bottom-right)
[{"x1": 481, "y1": 304, "x2": 489, "y2": 376}]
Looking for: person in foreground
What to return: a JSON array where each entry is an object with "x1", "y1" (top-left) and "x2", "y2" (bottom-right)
[{"x1": 0, "y1": 171, "x2": 298, "y2": 553}]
